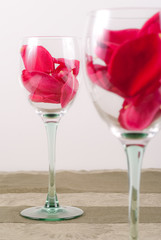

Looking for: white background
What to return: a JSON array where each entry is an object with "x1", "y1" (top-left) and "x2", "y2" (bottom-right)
[{"x1": 1, "y1": 0, "x2": 161, "y2": 171}]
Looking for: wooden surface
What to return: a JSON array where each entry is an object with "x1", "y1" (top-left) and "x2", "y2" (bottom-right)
[{"x1": 0, "y1": 170, "x2": 161, "y2": 239}]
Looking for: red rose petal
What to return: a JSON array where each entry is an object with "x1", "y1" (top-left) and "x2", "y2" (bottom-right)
[
  {"x1": 53, "y1": 65, "x2": 70, "y2": 83},
  {"x1": 95, "y1": 42, "x2": 118, "y2": 64},
  {"x1": 30, "y1": 92, "x2": 61, "y2": 104},
  {"x1": 54, "y1": 58, "x2": 80, "y2": 76},
  {"x1": 95, "y1": 28, "x2": 139, "y2": 64},
  {"x1": 60, "y1": 73, "x2": 79, "y2": 108},
  {"x1": 21, "y1": 45, "x2": 54, "y2": 73},
  {"x1": 139, "y1": 12, "x2": 161, "y2": 36},
  {"x1": 108, "y1": 33, "x2": 161, "y2": 97},
  {"x1": 100, "y1": 28, "x2": 139, "y2": 45},
  {"x1": 21, "y1": 44, "x2": 80, "y2": 106},
  {"x1": 21, "y1": 70, "x2": 63, "y2": 95},
  {"x1": 119, "y1": 88, "x2": 161, "y2": 130},
  {"x1": 86, "y1": 56, "x2": 128, "y2": 96},
  {"x1": 86, "y1": 58, "x2": 109, "y2": 90}
]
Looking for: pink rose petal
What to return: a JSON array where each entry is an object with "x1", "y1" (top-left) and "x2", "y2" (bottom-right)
[
  {"x1": 53, "y1": 65, "x2": 70, "y2": 83},
  {"x1": 86, "y1": 58, "x2": 109, "y2": 90},
  {"x1": 21, "y1": 70, "x2": 63, "y2": 95},
  {"x1": 21, "y1": 44, "x2": 80, "y2": 107},
  {"x1": 86, "y1": 56, "x2": 125, "y2": 96},
  {"x1": 95, "y1": 29, "x2": 139, "y2": 64},
  {"x1": 108, "y1": 33, "x2": 161, "y2": 97},
  {"x1": 139, "y1": 12, "x2": 161, "y2": 36},
  {"x1": 21, "y1": 45, "x2": 54, "y2": 73},
  {"x1": 119, "y1": 88, "x2": 161, "y2": 130},
  {"x1": 54, "y1": 58, "x2": 80, "y2": 76},
  {"x1": 30, "y1": 92, "x2": 61, "y2": 103},
  {"x1": 60, "y1": 73, "x2": 79, "y2": 108},
  {"x1": 95, "y1": 42, "x2": 118, "y2": 64},
  {"x1": 100, "y1": 28, "x2": 139, "y2": 45}
]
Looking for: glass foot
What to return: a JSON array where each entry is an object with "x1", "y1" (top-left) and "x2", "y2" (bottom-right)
[{"x1": 20, "y1": 206, "x2": 84, "y2": 221}]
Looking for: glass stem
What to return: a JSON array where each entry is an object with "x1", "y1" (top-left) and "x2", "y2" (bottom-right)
[
  {"x1": 44, "y1": 121, "x2": 59, "y2": 208},
  {"x1": 125, "y1": 144, "x2": 145, "y2": 240}
]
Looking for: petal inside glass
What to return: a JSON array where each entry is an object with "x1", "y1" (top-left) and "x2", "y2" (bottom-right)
[
  {"x1": 20, "y1": 37, "x2": 80, "y2": 117},
  {"x1": 84, "y1": 8, "x2": 161, "y2": 144}
]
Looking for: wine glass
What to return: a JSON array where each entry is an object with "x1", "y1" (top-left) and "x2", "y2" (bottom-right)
[
  {"x1": 20, "y1": 36, "x2": 83, "y2": 220},
  {"x1": 83, "y1": 8, "x2": 161, "y2": 239}
]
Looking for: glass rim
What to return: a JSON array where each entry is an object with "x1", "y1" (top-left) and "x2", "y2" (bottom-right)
[
  {"x1": 88, "y1": 7, "x2": 161, "y2": 14},
  {"x1": 21, "y1": 36, "x2": 80, "y2": 41},
  {"x1": 87, "y1": 7, "x2": 161, "y2": 19}
]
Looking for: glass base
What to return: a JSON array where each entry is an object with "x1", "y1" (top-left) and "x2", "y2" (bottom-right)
[{"x1": 20, "y1": 206, "x2": 84, "y2": 221}]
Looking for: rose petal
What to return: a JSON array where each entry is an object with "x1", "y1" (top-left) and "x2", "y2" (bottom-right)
[
  {"x1": 100, "y1": 28, "x2": 139, "y2": 45},
  {"x1": 108, "y1": 33, "x2": 161, "y2": 97},
  {"x1": 21, "y1": 45, "x2": 54, "y2": 73},
  {"x1": 30, "y1": 92, "x2": 61, "y2": 104},
  {"x1": 53, "y1": 65, "x2": 70, "y2": 83},
  {"x1": 95, "y1": 42, "x2": 118, "y2": 64},
  {"x1": 60, "y1": 73, "x2": 79, "y2": 108},
  {"x1": 119, "y1": 88, "x2": 161, "y2": 130},
  {"x1": 86, "y1": 56, "x2": 128, "y2": 96},
  {"x1": 86, "y1": 58, "x2": 109, "y2": 90},
  {"x1": 21, "y1": 70, "x2": 63, "y2": 95},
  {"x1": 54, "y1": 58, "x2": 80, "y2": 76},
  {"x1": 139, "y1": 12, "x2": 161, "y2": 36},
  {"x1": 95, "y1": 29, "x2": 139, "y2": 64}
]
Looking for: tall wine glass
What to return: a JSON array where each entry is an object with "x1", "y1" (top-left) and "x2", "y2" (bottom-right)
[
  {"x1": 20, "y1": 36, "x2": 83, "y2": 220},
  {"x1": 83, "y1": 8, "x2": 161, "y2": 239}
]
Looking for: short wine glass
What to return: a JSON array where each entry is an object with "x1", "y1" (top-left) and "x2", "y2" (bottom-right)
[
  {"x1": 20, "y1": 36, "x2": 83, "y2": 221},
  {"x1": 83, "y1": 8, "x2": 161, "y2": 239}
]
